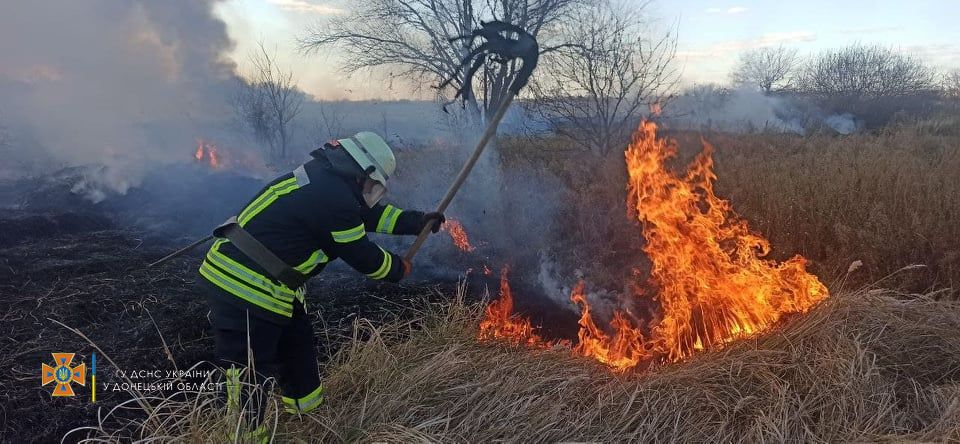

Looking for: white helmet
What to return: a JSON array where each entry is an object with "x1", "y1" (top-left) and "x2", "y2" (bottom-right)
[
  {"x1": 337, "y1": 131, "x2": 396, "y2": 185},
  {"x1": 336, "y1": 131, "x2": 395, "y2": 207}
]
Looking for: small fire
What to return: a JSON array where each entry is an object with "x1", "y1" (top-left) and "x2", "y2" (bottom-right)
[
  {"x1": 442, "y1": 219, "x2": 475, "y2": 252},
  {"x1": 571, "y1": 283, "x2": 646, "y2": 371},
  {"x1": 478, "y1": 121, "x2": 829, "y2": 370},
  {"x1": 478, "y1": 267, "x2": 544, "y2": 346},
  {"x1": 194, "y1": 139, "x2": 220, "y2": 168}
]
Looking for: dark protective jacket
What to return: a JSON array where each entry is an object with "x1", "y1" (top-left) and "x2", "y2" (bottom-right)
[{"x1": 198, "y1": 153, "x2": 424, "y2": 324}]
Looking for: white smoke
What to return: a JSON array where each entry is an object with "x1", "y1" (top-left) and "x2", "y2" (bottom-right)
[
  {"x1": 664, "y1": 85, "x2": 804, "y2": 133},
  {"x1": 824, "y1": 113, "x2": 858, "y2": 134},
  {"x1": 0, "y1": 1, "x2": 241, "y2": 199}
]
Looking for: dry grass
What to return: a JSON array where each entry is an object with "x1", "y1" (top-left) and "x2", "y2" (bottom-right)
[
  {"x1": 501, "y1": 118, "x2": 960, "y2": 296},
  {"x1": 89, "y1": 285, "x2": 960, "y2": 442},
  {"x1": 704, "y1": 121, "x2": 960, "y2": 294}
]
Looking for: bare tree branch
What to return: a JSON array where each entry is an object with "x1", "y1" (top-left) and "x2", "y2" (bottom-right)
[
  {"x1": 299, "y1": 0, "x2": 581, "y2": 123},
  {"x1": 730, "y1": 45, "x2": 798, "y2": 94},
  {"x1": 796, "y1": 44, "x2": 936, "y2": 98},
  {"x1": 231, "y1": 42, "x2": 304, "y2": 163},
  {"x1": 527, "y1": 0, "x2": 677, "y2": 156},
  {"x1": 943, "y1": 69, "x2": 960, "y2": 98}
]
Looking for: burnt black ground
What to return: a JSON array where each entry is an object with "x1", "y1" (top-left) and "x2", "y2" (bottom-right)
[{"x1": 0, "y1": 210, "x2": 495, "y2": 443}]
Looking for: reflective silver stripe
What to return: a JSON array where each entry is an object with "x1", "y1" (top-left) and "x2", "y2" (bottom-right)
[
  {"x1": 205, "y1": 250, "x2": 296, "y2": 303},
  {"x1": 200, "y1": 262, "x2": 293, "y2": 317},
  {"x1": 238, "y1": 178, "x2": 299, "y2": 226},
  {"x1": 376, "y1": 205, "x2": 402, "y2": 234},
  {"x1": 283, "y1": 384, "x2": 324, "y2": 413},
  {"x1": 293, "y1": 164, "x2": 310, "y2": 187},
  {"x1": 295, "y1": 249, "x2": 329, "y2": 273},
  {"x1": 348, "y1": 136, "x2": 389, "y2": 180},
  {"x1": 331, "y1": 224, "x2": 366, "y2": 243},
  {"x1": 367, "y1": 247, "x2": 393, "y2": 280}
]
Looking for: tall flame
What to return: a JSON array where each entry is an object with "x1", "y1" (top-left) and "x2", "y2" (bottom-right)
[
  {"x1": 478, "y1": 121, "x2": 829, "y2": 370},
  {"x1": 624, "y1": 120, "x2": 827, "y2": 362}
]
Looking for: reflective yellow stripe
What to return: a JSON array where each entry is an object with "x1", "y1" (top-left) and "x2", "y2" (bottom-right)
[
  {"x1": 200, "y1": 261, "x2": 293, "y2": 317},
  {"x1": 206, "y1": 249, "x2": 295, "y2": 303},
  {"x1": 331, "y1": 223, "x2": 365, "y2": 243},
  {"x1": 282, "y1": 384, "x2": 324, "y2": 413},
  {"x1": 225, "y1": 367, "x2": 242, "y2": 417},
  {"x1": 238, "y1": 178, "x2": 299, "y2": 226},
  {"x1": 367, "y1": 248, "x2": 393, "y2": 280},
  {"x1": 375, "y1": 205, "x2": 402, "y2": 234},
  {"x1": 294, "y1": 249, "x2": 329, "y2": 274},
  {"x1": 208, "y1": 242, "x2": 301, "y2": 302}
]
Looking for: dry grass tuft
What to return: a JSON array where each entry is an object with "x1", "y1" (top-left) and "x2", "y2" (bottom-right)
[{"x1": 100, "y1": 286, "x2": 960, "y2": 442}]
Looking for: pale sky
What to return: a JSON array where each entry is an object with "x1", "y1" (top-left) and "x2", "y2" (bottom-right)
[{"x1": 214, "y1": 0, "x2": 960, "y2": 100}]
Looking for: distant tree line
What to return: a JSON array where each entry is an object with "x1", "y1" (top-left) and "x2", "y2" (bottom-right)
[{"x1": 727, "y1": 44, "x2": 959, "y2": 128}]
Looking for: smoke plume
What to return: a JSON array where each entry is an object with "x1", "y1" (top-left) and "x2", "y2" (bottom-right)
[{"x1": 0, "y1": 0, "x2": 239, "y2": 196}]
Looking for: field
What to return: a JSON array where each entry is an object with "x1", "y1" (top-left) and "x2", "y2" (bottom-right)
[
  {"x1": 501, "y1": 116, "x2": 960, "y2": 296},
  {"x1": 2, "y1": 118, "x2": 959, "y2": 441}
]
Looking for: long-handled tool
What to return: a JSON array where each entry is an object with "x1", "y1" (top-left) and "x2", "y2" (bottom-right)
[
  {"x1": 147, "y1": 235, "x2": 213, "y2": 268},
  {"x1": 404, "y1": 21, "x2": 539, "y2": 262}
]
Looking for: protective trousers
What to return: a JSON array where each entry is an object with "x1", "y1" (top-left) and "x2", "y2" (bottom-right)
[{"x1": 205, "y1": 283, "x2": 324, "y2": 424}]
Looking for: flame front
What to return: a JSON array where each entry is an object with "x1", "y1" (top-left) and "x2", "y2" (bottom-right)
[
  {"x1": 478, "y1": 267, "x2": 544, "y2": 346},
  {"x1": 571, "y1": 282, "x2": 646, "y2": 371},
  {"x1": 194, "y1": 139, "x2": 220, "y2": 169},
  {"x1": 625, "y1": 120, "x2": 828, "y2": 361},
  {"x1": 442, "y1": 219, "x2": 475, "y2": 252},
  {"x1": 478, "y1": 121, "x2": 829, "y2": 370}
]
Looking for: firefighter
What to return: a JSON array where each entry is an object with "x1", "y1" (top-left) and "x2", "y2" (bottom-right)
[{"x1": 197, "y1": 131, "x2": 444, "y2": 436}]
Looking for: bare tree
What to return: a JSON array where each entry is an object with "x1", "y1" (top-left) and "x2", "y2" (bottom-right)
[
  {"x1": 528, "y1": 0, "x2": 677, "y2": 156},
  {"x1": 299, "y1": 0, "x2": 580, "y2": 124},
  {"x1": 944, "y1": 69, "x2": 960, "y2": 98},
  {"x1": 233, "y1": 42, "x2": 304, "y2": 162},
  {"x1": 314, "y1": 101, "x2": 346, "y2": 143},
  {"x1": 730, "y1": 45, "x2": 798, "y2": 94},
  {"x1": 796, "y1": 44, "x2": 935, "y2": 98},
  {"x1": 793, "y1": 44, "x2": 938, "y2": 128}
]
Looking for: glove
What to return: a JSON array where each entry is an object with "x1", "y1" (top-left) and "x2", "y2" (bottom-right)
[
  {"x1": 420, "y1": 212, "x2": 446, "y2": 233},
  {"x1": 402, "y1": 258, "x2": 412, "y2": 277}
]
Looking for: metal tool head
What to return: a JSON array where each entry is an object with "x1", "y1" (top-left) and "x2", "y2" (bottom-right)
[{"x1": 441, "y1": 20, "x2": 540, "y2": 105}]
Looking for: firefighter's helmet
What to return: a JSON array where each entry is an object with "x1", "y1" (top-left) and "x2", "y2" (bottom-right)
[{"x1": 337, "y1": 131, "x2": 396, "y2": 185}]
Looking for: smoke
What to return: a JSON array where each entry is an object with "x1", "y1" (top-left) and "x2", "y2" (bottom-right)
[
  {"x1": 663, "y1": 85, "x2": 870, "y2": 135},
  {"x1": 824, "y1": 113, "x2": 858, "y2": 135},
  {"x1": 664, "y1": 86, "x2": 804, "y2": 133},
  {"x1": 0, "y1": 1, "x2": 241, "y2": 199},
  {"x1": 0, "y1": 1, "x2": 559, "y2": 288}
]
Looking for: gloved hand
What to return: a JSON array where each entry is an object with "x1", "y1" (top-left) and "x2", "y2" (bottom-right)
[
  {"x1": 402, "y1": 258, "x2": 412, "y2": 277},
  {"x1": 420, "y1": 211, "x2": 446, "y2": 233}
]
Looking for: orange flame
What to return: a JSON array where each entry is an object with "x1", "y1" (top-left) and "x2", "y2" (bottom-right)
[
  {"x1": 478, "y1": 121, "x2": 829, "y2": 370},
  {"x1": 570, "y1": 283, "x2": 646, "y2": 371},
  {"x1": 194, "y1": 139, "x2": 221, "y2": 169},
  {"x1": 478, "y1": 267, "x2": 544, "y2": 346},
  {"x1": 649, "y1": 101, "x2": 662, "y2": 117},
  {"x1": 208, "y1": 146, "x2": 219, "y2": 168},
  {"x1": 442, "y1": 219, "x2": 475, "y2": 252}
]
